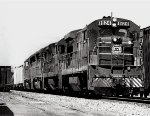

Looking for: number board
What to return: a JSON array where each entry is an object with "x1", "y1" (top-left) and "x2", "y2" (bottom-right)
[{"x1": 98, "y1": 20, "x2": 130, "y2": 27}]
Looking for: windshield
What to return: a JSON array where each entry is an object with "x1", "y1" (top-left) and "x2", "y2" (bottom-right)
[{"x1": 99, "y1": 28, "x2": 127, "y2": 37}]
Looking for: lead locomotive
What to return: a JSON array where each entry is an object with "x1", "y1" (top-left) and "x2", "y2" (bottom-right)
[{"x1": 23, "y1": 16, "x2": 143, "y2": 97}]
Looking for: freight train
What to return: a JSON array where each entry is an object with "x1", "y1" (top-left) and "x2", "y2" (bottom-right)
[{"x1": 1, "y1": 16, "x2": 145, "y2": 97}]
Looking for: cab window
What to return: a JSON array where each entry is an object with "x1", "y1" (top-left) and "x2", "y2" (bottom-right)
[{"x1": 99, "y1": 28, "x2": 127, "y2": 37}]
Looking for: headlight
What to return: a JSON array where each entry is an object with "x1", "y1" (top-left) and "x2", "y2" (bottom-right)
[
  {"x1": 112, "y1": 37, "x2": 122, "y2": 44},
  {"x1": 113, "y1": 18, "x2": 117, "y2": 22},
  {"x1": 128, "y1": 41, "x2": 132, "y2": 44},
  {"x1": 112, "y1": 23, "x2": 117, "y2": 27},
  {"x1": 113, "y1": 38, "x2": 117, "y2": 42},
  {"x1": 112, "y1": 18, "x2": 117, "y2": 27}
]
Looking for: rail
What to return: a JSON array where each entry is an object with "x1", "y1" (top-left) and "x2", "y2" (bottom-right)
[{"x1": 101, "y1": 96, "x2": 150, "y2": 104}]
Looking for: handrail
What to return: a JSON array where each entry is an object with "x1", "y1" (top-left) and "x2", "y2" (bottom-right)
[
  {"x1": 60, "y1": 50, "x2": 79, "y2": 57},
  {"x1": 98, "y1": 53, "x2": 133, "y2": 55}
]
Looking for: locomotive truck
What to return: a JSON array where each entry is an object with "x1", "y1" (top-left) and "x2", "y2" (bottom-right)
[{"x1": 22, "y1": 16, "x2": 143, "y2": 97}]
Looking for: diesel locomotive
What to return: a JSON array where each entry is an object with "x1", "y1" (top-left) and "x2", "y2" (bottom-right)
[{"x1": 18, "y1": 16, "x2": 143, "y2": 97}]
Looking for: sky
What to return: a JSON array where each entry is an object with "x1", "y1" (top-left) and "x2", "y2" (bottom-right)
[{"x1": 0, "y1": 0, "x2": 150, "y2": 66}]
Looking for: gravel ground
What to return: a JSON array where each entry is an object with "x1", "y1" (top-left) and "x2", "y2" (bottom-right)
[
  {"x1": 11, "y1": 90, "x2": 150, "y2": 116},
  {"x1": 0, "y1": 92, "x2": 91, "y2": 116}
]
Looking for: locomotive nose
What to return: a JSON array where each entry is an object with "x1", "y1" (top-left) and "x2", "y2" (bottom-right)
[{"x1": 112, "y1": 37, "x2": 122, "y2": 44}]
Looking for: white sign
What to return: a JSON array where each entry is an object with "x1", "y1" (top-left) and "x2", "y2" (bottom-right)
[{"x1": 112, "y1": 46, "x2": 122, "y2": 53}]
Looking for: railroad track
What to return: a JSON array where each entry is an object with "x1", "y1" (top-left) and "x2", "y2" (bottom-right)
[
  {"x1": 11, "y1": 90, "x2": 150, "y2": 104},
  {"x1": 101, "y1": 96, "x2": 150, "y2": 104}
]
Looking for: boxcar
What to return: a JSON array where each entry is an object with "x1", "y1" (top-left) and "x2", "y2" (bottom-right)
[
  {"x1": 13, "y1": 65, "x2": 24, "y2": 90},
  {"x1": 142, "y1": 26, "x2": 150, "y2": 97},
  {"x1": 0, "y1": 66, "x2": 13, "y2": 91}
]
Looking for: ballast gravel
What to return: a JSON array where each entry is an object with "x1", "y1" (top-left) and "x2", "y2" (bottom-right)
[{"x1": 11, "y1": 90, "x2": 150, "y2": 116}]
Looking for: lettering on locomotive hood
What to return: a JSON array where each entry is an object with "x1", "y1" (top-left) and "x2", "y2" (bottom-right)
[{"x1": 99, "y1": 20, "x2": 130, "y2": 27}]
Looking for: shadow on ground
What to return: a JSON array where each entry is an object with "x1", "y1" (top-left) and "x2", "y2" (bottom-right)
[{"x1": 0, "y1": 103, "x2": 14, "y2": 116}]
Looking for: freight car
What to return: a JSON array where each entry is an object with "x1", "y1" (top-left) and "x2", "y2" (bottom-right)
[
  {"x1": 13, "y1": 65, "x2": 24, "y2": 90},
  {"x1": 0, "y1": 66, "x2": 13, "y2": 91},
  {"x1": 142, "y1": 26, "x2": 150, "y2": 97},
  {"x1": 22, "y1": 16, "x2": 143, "y2": 97}
]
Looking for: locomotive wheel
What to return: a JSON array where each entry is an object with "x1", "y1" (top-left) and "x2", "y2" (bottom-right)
[
  {"x1": 144, "y1": 91, "x2": 148, "y2": 98},
  {"x1": 88, "y1": 91, "x2": 96, "y2": 98},
  {"x1": 25, "y1": 82, "x2": 31, "y2": 90},
  {"x1": 63, "y1": 86, "x2": 70, "y2": 96},
  {"x1": 33, "y1": 80, "x2": 42, "y2": 90},
  {"x1": 140, "y1": 91, "x2": 144, "y2": 98},
  {"x1": 130, "y1": 93, "x2": 134, "y2": 97}
]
